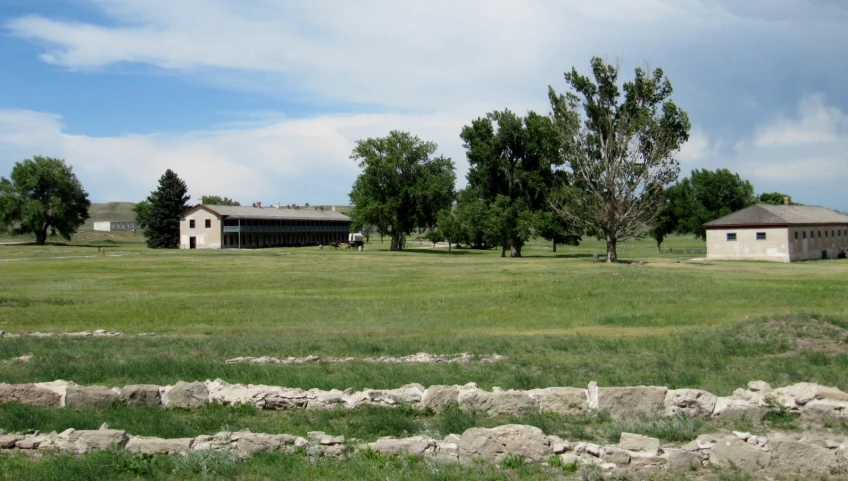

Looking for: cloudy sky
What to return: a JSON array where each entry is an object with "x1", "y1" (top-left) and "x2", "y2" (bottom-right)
[{"x1": 1, "y1": 0, "x2": 846, "y2": 210}]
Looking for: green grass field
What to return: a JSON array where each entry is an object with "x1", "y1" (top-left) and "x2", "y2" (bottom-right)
[{"x1": 1, "y1": 234, "x2": 847, "y2": 479}]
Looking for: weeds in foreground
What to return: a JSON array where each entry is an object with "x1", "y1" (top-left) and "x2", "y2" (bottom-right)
[
  {"x1": 761, "y1": 396, "x2": 801, "y2": 431},
  {"x1": 173, "y1": 449, "x2": 241, "y2": 480},
  {"x1": 604, "y1": 413, "x2": 703, "y2": 443}
]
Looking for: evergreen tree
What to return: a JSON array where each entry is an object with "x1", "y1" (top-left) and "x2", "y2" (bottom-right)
[{"x1": 144, "y1": 169, "x2": 190, "y2": 248}]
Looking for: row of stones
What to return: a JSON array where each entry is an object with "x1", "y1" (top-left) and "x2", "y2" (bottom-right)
[
  {"x1": 1, "y1": 423, "x2": 846, "y2": 476},
  {"x1": 0, "y1": 329, "x2": 153, "y2": 338},
  {"x1": 224, "y1": 352, "x2": 506, "y2": 365},
  {"x1": 3, "y1": 379, "x2": 848, "y2": 423}
]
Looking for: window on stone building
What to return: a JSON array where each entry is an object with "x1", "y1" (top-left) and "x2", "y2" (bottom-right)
[
  {"x1": 727, "y1": 233, "x2": 737, "y2": 241},
  {"x1": 756, "y1": 232, "x2": 766, "y2": 240},
  {"x1": 189, "y1": 219, "x2": 195, "y2": 228},
  {"x1": 205, "y1": 219, "x2": 211, "y2": 228}
]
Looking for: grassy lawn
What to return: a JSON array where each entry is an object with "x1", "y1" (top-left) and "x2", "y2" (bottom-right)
[
  {"x1": 2, "y1": 234, "x2": 846, "y2": 392},
  {"x1": 1, "y1": 234, "x2": 847, "y2": 479}
]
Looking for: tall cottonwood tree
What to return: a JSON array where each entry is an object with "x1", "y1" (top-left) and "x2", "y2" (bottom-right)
[
  {"x1": 349, "y1": 131, "x2": 455, "y2": 251},
  {"x1": 143, "y1": 169, "x2": 190, "y2": 248},
  {"x1": 0, "y1": 156, "x2": 90, "y2": 245},
  {"x1": 460, "y1": 110, "x2": 560, "y2": 257},
  {"x1": 548, "y1": 57, "x2": 690, "y2": 262}
]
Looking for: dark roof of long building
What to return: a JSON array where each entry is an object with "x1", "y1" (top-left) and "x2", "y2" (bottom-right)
[
  {"x1": 705, "y1": 204, "x2": 848, "y2": 228},
  {"x1": 180, "y1": 204, "x2": 351, "y2": 221}
]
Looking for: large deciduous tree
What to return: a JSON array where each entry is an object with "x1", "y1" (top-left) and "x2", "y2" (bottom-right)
[
  {"x1": 675, "y1": 168, "x2": 756, "y2": 239},
  {"x1": 143, "y1": 169, "x2": 190, "y2": 248},
  {"x1": 548, "y1": 57, "x2": 691, "y2": 262},
  {"x1": 460, "y1": 110, "x2": 560, "y2": 257},
  {"x1": 348, "y1": 131, "x2": 455, "y2": 251},
  {"x1": 0, "y1": 156, "x2": 90, "y2": 245}
]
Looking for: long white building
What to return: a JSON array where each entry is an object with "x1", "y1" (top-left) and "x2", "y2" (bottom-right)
[{"x1": 178, "y1": 204, "x2": 352, "y2": 249}]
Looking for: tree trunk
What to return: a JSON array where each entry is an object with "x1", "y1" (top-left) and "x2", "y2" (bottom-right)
[
  {"x1": 552, "y1": 240, "x2": 557, "y2": 253},
  {"x1": 390, "y1": 234, "x2": 403, "y2": 251},
  {"x1": 35, "y1": 225, "x2": 49, "y2": 245},
  {"x1": 510, "y1": 245, "x2": 522, "y2": 257},
  {"x1": 448, "y1": 241, "x2": 452, "y2": 255},
  {"x1": 656, "y1": 240, "x2": 661, "y2": 255},
  {"x1": 606, "y1": 235, "x2": 618, "y2": 263}
]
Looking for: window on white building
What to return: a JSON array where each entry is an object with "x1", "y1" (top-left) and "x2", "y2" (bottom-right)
[{"x1": 727, "y1": 233, "x2": 737, "y2": 241}]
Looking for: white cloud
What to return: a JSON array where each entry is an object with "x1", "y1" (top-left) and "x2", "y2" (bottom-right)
[
  {"x1": 752, "y1": 94, "x2": 848, "y2": 147},
  {"x1": 704, "y1": 94, "x2": 848, "y2": 208},
  {"x1": 4, "y1": 0, "x2": 727, "y2": 109},
  {"x1": 678, "y1": 128, "x2": 714, "y2": 166},
  {"x1": 0, "y1": 108, "x2": 471, "y2": 204},
  {"x1": 3, "y1": 1, "x2": 848, "y2": 211}
]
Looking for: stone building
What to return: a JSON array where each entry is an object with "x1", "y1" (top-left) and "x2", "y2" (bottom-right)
[
  {"x1": 178, "y1": 203, "x2": 352, "y2": 249},
  {"x1": 93, "y1": 221, "x2": 138, "y2": 232},
  {"x1": 704, "y1": 201, "x2": 848, "y2": 262}
]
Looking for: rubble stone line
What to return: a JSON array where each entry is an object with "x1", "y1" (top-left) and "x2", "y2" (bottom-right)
[
  {"x1": 2, "y1": 379, "x2": 848, "y2": 426},
  {"x1": 224, "y1": 352, "x2": 506, "y2": 365},
  {"x1": 0, "y1": 424, "x2": 846, "y2": 475},
  {"x1": 0, "y1": 329, "x2": 155, "y2": 338}
]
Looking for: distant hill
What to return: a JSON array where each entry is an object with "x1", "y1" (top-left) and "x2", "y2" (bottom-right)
[{"x1": 84, "y1": 202, "x2": 137, "y2": 230}]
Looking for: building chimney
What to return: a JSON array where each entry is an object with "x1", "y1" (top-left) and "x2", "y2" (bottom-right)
[
  {"x1": 332, "y1": 206, "x2": 336, "y2": 212},
  {"x1": 198, "y1": 198, "x2": 203, "y2": 205},
  {"x1": 256, "y1": 201, "x2": 262, "y2": 208},
  {"x1": 273, "y1": 202, "x2": 280, "y2": 209},
  {"x1": 784, "y1": 196, "x2": 790, "y2": 206}
]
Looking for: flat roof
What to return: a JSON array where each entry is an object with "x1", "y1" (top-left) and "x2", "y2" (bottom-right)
[{"x1": 180, "y1": 204, "x2": 352, "y2": 222}]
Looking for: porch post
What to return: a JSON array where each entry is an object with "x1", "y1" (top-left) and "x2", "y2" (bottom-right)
[{"x1": 238, "y1": 218, "x2": 241, "y2": 249}]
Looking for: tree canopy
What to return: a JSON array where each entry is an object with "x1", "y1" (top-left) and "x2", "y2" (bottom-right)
[
  {"x1": 133, "y1": 200, "x2": 152, "y2": 229},
  {"x1": 348, "y1": 131, "x2": 455, "y2": 251},
  {"x1": 548, "y1": 57, "x2": 690, "y2": 262},
  {"x1": 0, "y1": 156, "x2": 91, "y2": 245},
  {"x1": 143, "y1": 169, "x2": 190, "y2": 249},
  {"x1": 674, "y1": 168, "x2": 756, "y2": 239},
  {"x1": 201, "y1": 195, "x2": 240, "y2": 206},
  {"x1": 460, "y1": 109, "x2": 562, "y2": 257},
  {"x1": 757, "y1": 192, "x2": 797, "y2": 206}
]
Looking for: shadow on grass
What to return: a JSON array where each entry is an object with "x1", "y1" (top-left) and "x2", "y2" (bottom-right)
[
  {"x1": 404, "y1": 248, "x2": 481, "y2": 256},
  {"x1": 0, "y1": 242, "x2": 119, "y2": 249},
  {"x1": 399, "y1": 248, "x2": 599, "y2": 260}
]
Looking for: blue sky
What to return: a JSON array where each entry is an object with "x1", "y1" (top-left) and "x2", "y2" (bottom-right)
[{"x1": 0, "y1": 0, "x2": 846, "y2": 210}]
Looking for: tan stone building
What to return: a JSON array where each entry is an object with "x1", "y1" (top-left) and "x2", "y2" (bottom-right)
[
  {"x1": 178, "y1": 204, "x2": 352, "y2": 249},
  {"x1": 704, "y1": 204, "x2": 848, "y2": 262}
]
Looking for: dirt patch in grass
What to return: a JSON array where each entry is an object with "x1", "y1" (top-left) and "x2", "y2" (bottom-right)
[{"x1": 739, "y1": 315, "x2": 848, "y2": 358}]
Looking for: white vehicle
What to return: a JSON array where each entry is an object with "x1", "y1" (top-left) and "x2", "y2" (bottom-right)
[{"x1": 348, "y1": 232, "x2": 364, "y2": 248}]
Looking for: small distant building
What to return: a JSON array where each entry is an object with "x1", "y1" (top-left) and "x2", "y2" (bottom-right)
[
  {"x1": 704, "y1": 200, "x2": 848, "y2": 262},
  {"x1": 178, "y1": 203, "x2": 352, "y2": 249},
  {"x1": 93, "y1": 221, "x2": 138, "y2": 232}
]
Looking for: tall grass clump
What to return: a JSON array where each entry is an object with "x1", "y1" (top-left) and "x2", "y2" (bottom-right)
[{"x1": 604, "y1": 414, "x2": 703, "y2": 443}]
